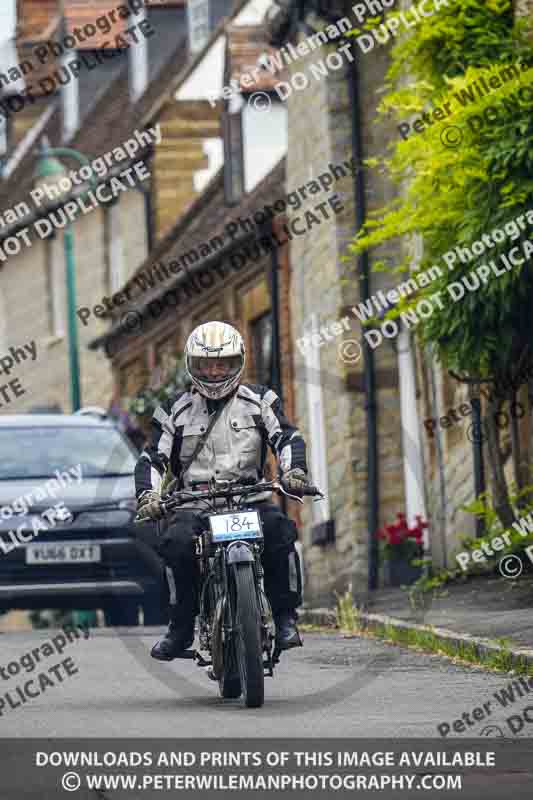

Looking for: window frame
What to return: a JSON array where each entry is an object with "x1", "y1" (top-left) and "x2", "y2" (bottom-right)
[{"x1": 44, "y1": 232, "x2": 65, "y2": 339}]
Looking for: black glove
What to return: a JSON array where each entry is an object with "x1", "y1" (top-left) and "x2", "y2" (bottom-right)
[
  {"x1": 136, "y1": 490, "x2": 163, "y2": 521},
  {"x1": 281, "y1": 468, "x2": 308, "y2": 496}
]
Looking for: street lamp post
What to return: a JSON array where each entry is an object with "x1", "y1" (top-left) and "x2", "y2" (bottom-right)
[{"x1": 33, "y1": 140, "x2": 96, "y2": 412}]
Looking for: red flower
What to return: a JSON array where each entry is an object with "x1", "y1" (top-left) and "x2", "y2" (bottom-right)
[
  {"x1": 378, "y1": 512, "x2": 428, "y2": 548},
  {"x1": 415, "y1": 515, "x2": 429, "y2": 530},
  {"x1": 390, "y1": 528, "x2": 403, "y2": 545}
]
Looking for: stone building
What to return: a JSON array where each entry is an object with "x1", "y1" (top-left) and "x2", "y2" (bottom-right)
[
  {"x1": 265, "y1": 0, "x2": 533, "y2": 603},
  {"x1": 264, "y1": 0, "x2": 427, "y2": 604},
  {"x1": 0, "y1": 0, "x2": 235, "y2": 413},
  {"x1": 89, "y1": 0, "x2": 298, "y2": 477}
]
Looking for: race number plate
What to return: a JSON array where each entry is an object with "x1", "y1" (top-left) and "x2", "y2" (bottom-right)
[{"x1": 209, "y1": 511, "x2": 263, "y2": 542}]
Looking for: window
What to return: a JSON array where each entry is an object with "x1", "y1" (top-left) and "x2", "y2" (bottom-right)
[
  {"x1": 302, "y1": 313, "x2": 330, "y2": 526},
  {"x1": 129, "y1": 0, "x2": 148, "y2": 101},
  {"x1": 250, "y1": 312, "x2": 272, "y2": 386},
  {"x1": 61, "y1": 52, "x2": 79, "y2": 141},
  {"x1": 0, "y1": 1, "x2": 16, "y2": 39},
  {"x1": 223, "y1": 99, "x2": 244, "y2": 205},
  {"x1": 104, "y1": 202, "x2": 124, "y2": 294},
  {"x1": 187, "y1": 0, "x2": 210, "y2": 53},
  {"x1": 44, "y1": 235, "x2": 64, "y2": 338},
  {"x1": 242, "y1": 99, "x2": 287, "y2": 193}
]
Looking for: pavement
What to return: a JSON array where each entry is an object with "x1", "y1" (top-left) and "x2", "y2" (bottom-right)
[{"x1": 301, "y1": 573, "x2": 533, "y2": 668}]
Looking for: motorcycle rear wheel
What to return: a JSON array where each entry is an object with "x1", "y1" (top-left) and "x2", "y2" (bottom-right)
[{"x1": 233, "y1": 563, "x2": 264, "y2": 708}]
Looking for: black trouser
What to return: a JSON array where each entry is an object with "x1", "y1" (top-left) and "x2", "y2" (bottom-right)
[{"x1": 156, "y1": 503, "x2": 302, "y2": 620}]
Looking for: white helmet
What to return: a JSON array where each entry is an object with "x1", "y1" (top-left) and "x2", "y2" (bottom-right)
[{"x1": 184, "y1": 321, "x2": 245, "y2": 400}]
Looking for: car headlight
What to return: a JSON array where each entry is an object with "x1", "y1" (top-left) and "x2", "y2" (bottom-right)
[
  {"x1": 0, "y1": 514, "x2": 34, "y2": 532},
  {"x1": 119, "y1": 498, "x2": 138, "y2": 513},
  {"x1": 73, "y1": 499, "x2": 137, "y2": 527}
]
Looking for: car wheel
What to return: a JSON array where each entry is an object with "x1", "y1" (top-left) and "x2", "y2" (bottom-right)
[{"x1": 104, "y1": 599, "x2": 139, "y2": 627}]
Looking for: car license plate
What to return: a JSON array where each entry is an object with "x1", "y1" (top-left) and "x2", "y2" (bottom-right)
[
  {"x1": 209, "y1": 511, "x2": 263, "y2": 542},
  {"x1": 26, "y1": 541, "x2": 101, "y2": 565}
]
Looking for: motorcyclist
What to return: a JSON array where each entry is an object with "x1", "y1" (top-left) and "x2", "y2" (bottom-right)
[{"x1": 135, "y1": 321, "x2": 309, "y2": 661}]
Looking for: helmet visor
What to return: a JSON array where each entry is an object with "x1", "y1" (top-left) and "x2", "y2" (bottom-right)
[{"x1": 188, "y1": 355, "x2": 242, "y2": 384}]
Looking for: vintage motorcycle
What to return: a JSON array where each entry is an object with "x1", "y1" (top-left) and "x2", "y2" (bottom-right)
[{"x1": 135, "y1": 478, "x2": 323, "y2": 708}]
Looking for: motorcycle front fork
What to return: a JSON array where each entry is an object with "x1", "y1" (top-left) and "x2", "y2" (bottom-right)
[
  {"x1": 254, "y1": 554, "x2": 277, "y2": 674},
  {"x1": 199, "y1": 547, "x2": 276, "y2": 676}
]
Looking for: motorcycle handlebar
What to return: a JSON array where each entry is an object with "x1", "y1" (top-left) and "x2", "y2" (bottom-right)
[
  {"x1": 134, "y1": 480, "x2": 324, "y2": 523},
  {"x1": 174, "y1": 480, "x2": 322, "y2": 501}
]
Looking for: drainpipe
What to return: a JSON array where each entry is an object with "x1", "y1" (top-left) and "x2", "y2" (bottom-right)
[
  {"x1": 256, "y1": 219, "x2": 283, "y2": 401},
  {"x1": 468, "y1": 384, "x2": 486, "y2": 538},
  {"x1": 265, "y1": 217, "x2": 287, "y2": 516},
  {"x1": 267, "y1": 218, "x2": 283, "y2": 403},
  {"x1": 132, "y1": 146, "x2": 155, "y2": 253},
  {"x1": 139, "y1": 183, "x2": 154, "y2": 254},
  {"x1": 346, "y1": 49, "x2": 379, "y2": 592}
]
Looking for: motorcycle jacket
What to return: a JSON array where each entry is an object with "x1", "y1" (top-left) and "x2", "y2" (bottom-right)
[{"x1": 134, "y1": 383, "x2": 308, "y2": 503}]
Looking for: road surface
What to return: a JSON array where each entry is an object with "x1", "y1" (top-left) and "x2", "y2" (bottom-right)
[{"x1": 1, "y1": 626, "x2": 524, "y2": 738}]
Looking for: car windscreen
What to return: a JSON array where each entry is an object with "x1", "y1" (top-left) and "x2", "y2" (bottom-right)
[{"x1": 0, "y1": 426, "x2": 137, "y2": 480}]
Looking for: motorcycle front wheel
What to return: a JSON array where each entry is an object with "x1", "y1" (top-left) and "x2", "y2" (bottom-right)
[
  {"x1": 213, "y1": 596, "x2": 242, "y2": 699},
  {"x1": 233, "y1": 562, "x2": 264, "y2": 708},
  {"x1": 219, "y1": 666, "x2": 242, "y2": 699}
]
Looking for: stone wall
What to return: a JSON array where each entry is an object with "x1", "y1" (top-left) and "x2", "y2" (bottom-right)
[
  {"x1": 417, "y1": 359, "x2": 477, "y2": 568},
  {"x1": 0, "y1": 188, "x2": 147, "y2": 414},
  {"x1": 284, "y1": 21, "x2": 405, "y2": 605}
]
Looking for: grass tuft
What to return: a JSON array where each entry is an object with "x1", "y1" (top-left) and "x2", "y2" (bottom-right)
[
  {"x1": 335, "y1": 590, "x2": 533, "y2": 675},
  {"x1": 335, "y1": 589, "x2": 360, "y2": 634}
]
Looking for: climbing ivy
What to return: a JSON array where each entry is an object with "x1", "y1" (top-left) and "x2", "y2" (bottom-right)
[
  {"x1": 347, "y1": 0, "x2": 533, "y2": 526},
  {"x1": 375, "y1": 0, "x2": 523, "y2": 87},
  {"x1": 349, "y1": 0, "x2": 533, "y2": 376}
]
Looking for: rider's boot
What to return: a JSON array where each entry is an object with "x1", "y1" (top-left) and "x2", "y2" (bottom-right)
[
  {"x1": 274, "y1": 609, "x2": 303, "y2": 651},
  {"x1": 151, "y1": 605, "x2": 195, "y2": 661}
]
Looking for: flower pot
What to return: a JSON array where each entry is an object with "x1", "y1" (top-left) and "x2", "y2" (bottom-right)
[{"x1": 384, "y1": 557, "x2": 422, "y2": 587}]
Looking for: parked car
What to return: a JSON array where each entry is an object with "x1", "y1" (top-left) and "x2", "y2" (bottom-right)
[{"x1": 0, "y1": 412, "x2": 166, "y2": 626}]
